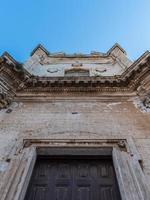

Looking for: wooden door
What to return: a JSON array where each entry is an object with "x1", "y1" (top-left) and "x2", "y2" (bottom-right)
[{"x1": 24, "y1": 157, "x2": 121, "y2": 200}]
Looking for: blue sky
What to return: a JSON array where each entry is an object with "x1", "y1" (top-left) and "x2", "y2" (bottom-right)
[{"x1": 0, "y1": 0, "x2": 150, "y2": 62}]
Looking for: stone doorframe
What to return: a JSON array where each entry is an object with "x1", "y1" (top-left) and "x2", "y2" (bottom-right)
[{"x1": 0, "y1": 138, "x2": 149, "y2": 200}]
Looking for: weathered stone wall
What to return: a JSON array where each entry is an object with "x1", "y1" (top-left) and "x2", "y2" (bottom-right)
[{"x1": 0, "y1": 98, "x2": 150, "y2": 180}]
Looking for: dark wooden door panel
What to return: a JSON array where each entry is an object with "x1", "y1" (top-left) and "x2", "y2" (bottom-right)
[{"x1": 24, "y1": 157, "x2": 121, "y2": 200}]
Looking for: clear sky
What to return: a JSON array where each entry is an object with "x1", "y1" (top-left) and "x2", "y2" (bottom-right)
[{"x1": 0, "y1": 0, "x2": 150, "y2": 62}]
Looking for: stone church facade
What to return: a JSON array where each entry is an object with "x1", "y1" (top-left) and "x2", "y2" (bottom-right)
[{"x1": 0, "y1": 43, "x2": 150, "y2": 200}]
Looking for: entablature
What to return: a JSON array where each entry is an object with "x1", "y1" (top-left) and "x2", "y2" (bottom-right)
[{"x1": 0, "y1": 45, "x2": 150, "y2": 105}]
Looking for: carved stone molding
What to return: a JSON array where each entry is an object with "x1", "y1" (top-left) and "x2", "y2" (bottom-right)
[{"x1": 22, "y1": 138, "x2": 142, "y2": 162}]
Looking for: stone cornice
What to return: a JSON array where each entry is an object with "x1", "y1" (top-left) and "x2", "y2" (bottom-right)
[
  {"x1": 19, "y1": 54, "x2": 150, "y2": 93},
  {"x1": 0, "y1": 49, "x2": 150, "y2": 100},
  {"x1": 0, "y1": 57, "x2": 31, "y2": 106},
  {"x1": 2, "y1": 51, "x2": 18, "y2": 66}
]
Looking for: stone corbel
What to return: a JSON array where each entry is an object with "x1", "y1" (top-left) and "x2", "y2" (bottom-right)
[
  {"x1": 143, "y1": 94, "x2": 150, "y2": 108},
  {"x1": 136, "y1": 89, "x2": 150, "y2": 111},
  {"x1": 0, "y1": 93, "x2": 12, "y2": 110}
]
